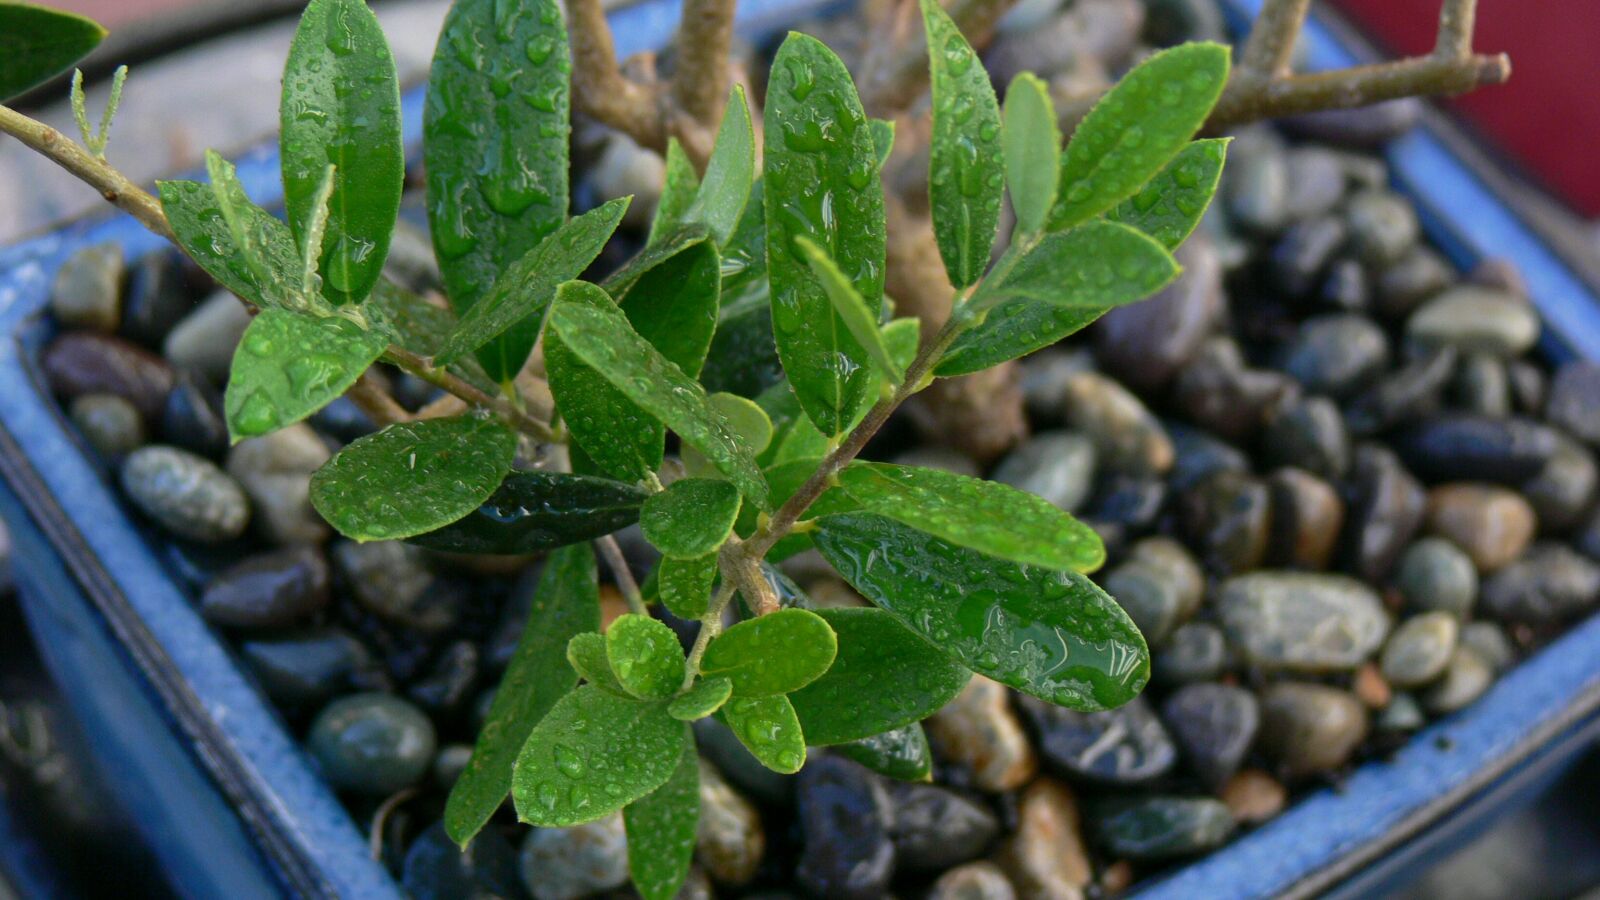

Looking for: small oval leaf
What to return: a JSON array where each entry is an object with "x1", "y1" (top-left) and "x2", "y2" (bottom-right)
[
  {"x1": 835, "y1": 723, "x2": 932, "y2": 782},
  {"x1": 224, "y1": 309, "x2": 386, "y2": 441},
  {"x1": 658, "y1": 553, "x2": 718, "y2": 620},
  {"x1": 922, "y1": 0, "x2": 1003, "y2": 287},
  {"x1": 701, "y1": 608, "x2": 836, "y2": 696},
  {"x1": 624, "y1": 735, "x2": 700, "y2": 900},
  {"x1": 641, "y1": 478, "x2": 742, "y2": 558},
  {"x1": 607, "y1": 614, "x2": 687, "y2": 700},
  {"x1": 567, "y1": 632, "x2": 628, "y2": 696},
  {"x1": 668, "y1": 677, "x2": 733, "y2": 721},
  {"x1": 405, "y1": 470, "x2": 648, "y2": 555},
  {"x1": 1002, "y1": 72, "x2": 1062, "y2": 236},
  {"x1": 720, "y1": 694, "x2": 806, "y2": 774}
]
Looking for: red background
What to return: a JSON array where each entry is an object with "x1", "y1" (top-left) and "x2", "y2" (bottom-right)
[{"x1": 1335, "y1": 0, "x2": 1600, "y2": 216}]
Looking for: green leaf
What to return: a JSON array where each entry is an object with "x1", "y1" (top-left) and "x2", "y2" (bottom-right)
[
  {"x1": 309, "y1": 414, "x2": 516, "y2": 541},
  {"x1": 425, "y1": 0, "x2": 570, "y2": 380},
  {"x1": 607, "y1": 614, "x2": 687, "y2": 700},
  {"x1": 658, "y1": 553, "x2": 717, "y2": 620},
  {"x1": 406, "y1": 470, "x2": 648, "y2": 555},
  {"x1": 364, "y1": 279, "x2": 495, "y2": 392},
  {"x1": 0, "y1": 2, "x2": 105, "y2": 102},
  {"x1": 788, "y1": 607, "x2": 968, "y2": 744},
  {"x1": 547, "y1": 282, "x2": 769, "y2": 505},
  {"x1": 835, "y1": 724, "x2": 932, "y2": 781},
  {"x1": 684, "y1": 86, "x2": 756, "y2": 245},
  {"x1": 158, "y1": 177, "x2": 304, "y2": 312},
  {"x1": 624, "y1": 735, "x2": 700, "y2": 900},
  {"x1": 567, "y1": 632, "x2": 628, "y2": 695},
  {"x1": 795, "y1": 237, "x2": 904, "y2": 384},
  {"x1": 435, "y1": 197, "x2": 628, "y2": 369},
  {"x1": 701, "y1": 608, "x2": 836, "y2": 696},
  {"x1": 701, "y1": 180, "x2": 780, "y2": 399},
  {"x1": 758, "y1": 385, "x2": 831, "y2": 468},
  {"x1": 870, "y1": 118, "x2": 896, "y2": 169},
  {"x1": 922, "y1": 0, "x2": 1003, "y2": 288},
  {"x1": 721, "y1": 695, "x2": 806, "y2": 773},
  {"x1": 835, "y1": 462, "x2": 1105, "y2": 572},
  {"x1": 445, "y1": 543, "x2": 597, "y2": 847},
  {"x1": 668, "y1": 677, "x2": 733, "y2": 721},
  {"x1": 650, "y1": 139, "x2": 701, "y2": 245},
  {"x1": 641, "y1": 478, "x2": 741, "y2": 558},
  {"x1": 815, "y1": 513, "x2": 1150, "y2": 711},
  {"x1": 764, "y1": 33, "x2": 887, "y2": 437},
  {"x1": 936, "y1": 222, "x2": 1181, "y2": 376},
  {"x1": 512, "y1": 685, "x2": 686, "y2": 826},
  {"x1": 223, "y1": 310, "x2": 385, "y2": 441},
  {"x1": 280, "y1": 0, "x2": 403, "y2": 304},
  {"x1": 1002, "y1": 72, "x2": 1061, "y2": 236},
  {"x1": 1105, "y1": 137, "x2": 1229, "y2": 249},
  {"x1": 551, "y1": 235, "x2": 721, "y2": 482},
  {"x1": 1048, "y1": 42, "x2": 1230, "y2": 231},
  {"x1": 708, "y1": 394, "x2": 773, "y2": 457}
]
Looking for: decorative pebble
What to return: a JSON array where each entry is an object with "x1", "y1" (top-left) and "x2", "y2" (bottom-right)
[
  {"x1": 50, "y1": 242, "x2": 123, "y2": 332},
  {"x1": 1522, "y1": 433, "x2": 1598, "y2": 531},
  {"x1": 1019, "y1": 694, "x2": 1176, "y2": 784},
  {"x1": 1451, "y1": 352, "x2": 1511, "y2": 417},
  {"x1": 1220, "y1": 769, "x2": 1287, "y2": 825},
  {"x1": 1262, "y1": 395, "x2": 1350, "y2": 480},
  {"x1": 696, "y1": 758, "x2": 765, "y2": 886},
  {"x1": 887, "y1": 781, "x2": 999, "y2": 872},
  {"x1": 994, "y1": 778, "x2": 1092, "y2": 899},
  {"x1": 1258, "y1": 683, "x2": 1369, "y2": 777},
  {"x1": 1406, "y1": 287, "x2": 1540, "y2": 358},
  {"x1": 121, "y1": 250, "x2": 196, "y2": 347},
  {"x1": 44, "y1": 331, "x2": 174, "y2": 419},
  {"x1": 1380, "y1": 612, "x2": 1459, "y2": 689},
  {"x1": 1094, "y1": 797, "x2": 1235, "y2": 860},
  {"x1": 1154, "y1": 622, "x2": 1229, "y2": 687},
  {"x1": 334, "y1": 541, "x2": 454, "y2": 634},
  {"x1": 1344, "y1": 190, "x2": 1418, "y2": 265},
  {"x1": 226, "y1": 424, "x2": 332, "y2": 545},
  {"x1": 929, "y1": 861, "x2": 1017, "y2": 900},
  {"x1": 238, "y1": 628, "x2": 381, "y2": 708},
  {"x1": 1173, "y1": 338, "x2": 1301, "y2": 442},
  {"x1": 1460, "y1": 621, "x2": 1516, "y2": 673},
  {"x1": 518, "y1": 815, "x2": 629, "y2": 900},
  {"x1": 1162, "y1": 683, "x2": 1259, "y2": 787},
  {"x1": 1270, "y1": 215, "x2": 1346, "y2": 297},
  {"x1": 926, "y1": 676, "x2": 1037, "y2": 792},
  {"x1": 1219, "y1": 572, "x2": 1389, "y2": 672},
  {"x1": 120, "y1": 445, "x2": 250, "y2": 543},
  {"x1": 1094, "y1": 237, "x2": 1222, "y2": 391},
  {"x1": 1546, "y1": 361, "x2": 1600, "y2": 445},
  {"x1": 990, "y1": 431, "x2": 1098, "y2": 513},
  {"x1": 795, "y1": 756, "x2": 894, "y2": 900},
  {"x1": 1395, "y1": 537, "x2": 1479, "y2": 617},
  {"x1": 1480, "y1": 542, "x2": 1600, "y2": 625},
  {"x1": 1425, "y1": 483, "x2": 1537, "y2": 573},
  {"x1": 1420, "y1": 647, "x2": 1494, "y2": 715},
  {"x1": 1374, "y1": 246, "x2": 1454, "y2": 320},
  {"x1": 1226, "y1": 143, "x2": 1289, "y2": 235},
  {"x1": 1180, "y1": 471, "x2": 1273, "y2": 576},
  {"x1": 1395, "y1": 415, "x2": 1560, "y2": 484},
  {"x1": 402, "y1": 821, "x2": 521, "y2": 900},
  {"x1": 408, "y1": 640, "x2": 481, "y2": 715},
  {"x1": 1062, "y1": 372, "x2": 1174, "y2": 476},
  {"x1": 307, "y1": 693, "x2": 436, "y2": 795},
  {"x1": 200, "y1": 545, "x2": 330, "y2": 629},
  {"x1": 1344, "y1": 347, "x2": 1456, "y2": 437},
  {"x1": 1278, "y1": 314, "x2": 1390, "y2": 398},
  {"x1": 1266, "y1": 467, "x2": 1344, "y2": 569},
  {"x1": 1104, "y1": 560, "x2": 1187, "y2": 646},
  {"x1": 1338, "y1": 445, "x2": 1426, "y2": 582},
  {"x1": 69, "y1": 393, "x2": 145, "y2": 459},
  {"x1": 1377, "y1": 692, "x2": 1427, "y2": 734},
  {"x1": 163, "y1": 289, "x2": 253, "y2": 383},
  {"x1": 161, "y1": 369, "x2": 230, "y2": 459}
]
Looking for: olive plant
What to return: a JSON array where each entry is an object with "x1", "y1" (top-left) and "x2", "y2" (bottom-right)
[{"x1": 0, "y1": 0, "x2": 1510, "y2": 897}]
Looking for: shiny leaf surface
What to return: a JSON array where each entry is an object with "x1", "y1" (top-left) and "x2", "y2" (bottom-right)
[
  {"x1": 641, "y1": 478, "x2": 742, "y2": 558},
  {"x1": 720, "y1": 694, "x2": 806, "y2": 774},
  {"x1": 406, "y1": 470, "x2": 647, "y2": 555},
  {"x1": 922, "y1": 0, "x2": 1003, "y2": 287},
  {"x1": 224, "y1": 310, "x2": 386, "y2": 441},
  {"x1": 701, "y1": 608, "x2": 836, "y2": 696},
  {"x1": 795, "y1": 237, "x2": 904, "y2": 383},
  {"x1": 658, "y1": 553, "x2": 717, "y2": 620},
  {"x1": 668, "y1": 677, "x2": 733, "y2": 721},
  {"x1": 624, "y1": 735, "x2": 699, "y2": 900},
  {"x1": 684, "y1": 86, "x2": 756, "y2": 245},
  {"x1": 0, "y1": 2, "x2": 105, "y2": 101},
  {"x1": 1002, "y1": 72, "x2": 1061, "y2": 236},
  {"x1": 1105, "y1": 138, "x2": 1229, "y2": 249},
  {"x1": 835, "y1": 723, "x2": 932, "y2": 781},
  {"x1": 607, "y1": 614, "x2": 687, "y2": 700}
]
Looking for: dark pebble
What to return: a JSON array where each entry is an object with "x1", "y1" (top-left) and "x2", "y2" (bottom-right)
[
  {"x1": 307, "y1": 693, "x2": 436, "y2": 795},
  {"x1": 886, "y1": 781, "x2": 999, "y2": 872},
  {"x1": 402, "y1": 821, "x2": 521, "y2": 900},
  {"x1": 1226, "y1": 142, "x2": 1289, "y2": 235},
  {"x1": 1175, "y1": 338, "x2": 1300, "y2": 442},
  {"x1": 1282, "y1": 147, "x2": 1348, "y2": 221},
  {"x1": 1393, "y1": 415, "x2": 1560, "y2": 485},
  {"x1": 161, "y1": 369, "x2": 230, "y2": 459},
  {"x1": 1278, "y1": 314, "x2": 1390, "y2": 398},
  {"x1": 408, "y1": 640, "x2": 481, "y2": 715},
  {"x1": 44, "y1": 331, "x2": 174, "y2": 419},
  {"x1": 1547, "y1": 361, "x2": 1600, "y2": 446},
  {"x1": 1521, "y1": 434, "x2": 1598, "y2": 531},
  {"x1": 1374, "y1": 246, "x2": 1454, "y2": 320},
  {"x1": 1344, "y1": 347, "x2": 1456, "y2": 437},
  {"x1": 1163, "y1": 683, "x2": 1259, "y2": 787},
  {"x1": 69, "y1": 393, "x2": 145, "y2": 460},
  {"x1": 201, "y1": 545, "x2": 330, "y2": 629},
  {"x1": 1344, "y1": 190, "x2": 1419, "y2": 265},
  {"x1": 1165, "y1": 421, "x2": 1251, "y2": 492},
  {"x1": 1395, "y1": 537, "x2": 1478, "y2": 617},
  {"x1": 1508, "y1": 359, "x2": 1548, "y2": 414},
  {"x1": 1338, "y1": 444, "x2": 1426, "y2": 582},
  {"x1": 239, "y1": 628, "x2": 383, "y2": 707},
  {"x1": 1258, "y1": 683, "x2": 1369, "y2": 776},
  {"x1": 1087, "y1": 475, "x2": 1167, "y2": 535},
  {"x1": 1263, "y1": 395, "x2": 1350, "y2": 480},
  {"x1": 1094, "y1": 797, "x2": 1235, "y2": 860},
  {"x1": 1155, "y1": 622, "x2": 1230, "y2": 686},
  {"x1": 1095, "y1": 237, "x2": 1222, "y2": 392},
  {"x1": 795, "y1": 756, "x2": 895, "y2": 900},
  {"x1": 1320, "y1": 257, "x2": 1369, "y2": 311},
  {"x1": 1020, "y1": 694, "x2": 1176, "y2": 784},
  {"x1": 122, "y1": 250, "x2": 198, "y2": 347},
  {"x1": 334, "y1": 541, "x2": 455, "y2": 634},
  {"x1": 1180, "y1": 471, "x2": 1273, "y2": 576},
  {"x1": 1451, "y1": 353, "x2": 1512, "y2": 418},
  {"x1": 1481, "y1": 543, "x2": 1600, "y2": 625},
  {"x1": 1267, "y1": 467, "x2": 1345, "y2": 570},
  {"x1": 1270, "y1": 215, "x2": 1346, "y2": 298}
]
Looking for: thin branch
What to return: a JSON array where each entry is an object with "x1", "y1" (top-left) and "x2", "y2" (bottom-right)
[
  {"x1": 681, "y1": 578, "x2": 738, "y2": 689},
  {"x1": 672, "y1": 0, "x2": 736, "y2": 139},
  {"x1": 1436, "y1": 0, "x2": 1477, "y2": 59},
  {"x1": 0, "y1": 103, "x2": 172, "y2": 241},
  {"x1": 1239, "y1": 0, "x2": 1311, "y2": 77},
  {"x1": 346, "y1": 373, "x2": 412, "y2": 426},
  {"x1": 387, "y1": 347, "x2": 560, "y2": 442},
  {"x1": 568, "y1": 0, "x2": 666, "y2": 150},
  {"x1": 596, "y1": 533, "x2": 647, "y2": 616}
]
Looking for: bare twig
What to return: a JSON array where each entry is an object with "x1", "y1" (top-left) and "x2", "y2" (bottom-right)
[
  {"x1": 387, "y1": 347, "x2": 560, "y2": 442},
  {"x1": 1206, "y1": 51, "x2": 1510, "y2": 128},
  {"x1": 0, "y1": 104, "x2": 172, "y2": 241},
  {"x1": 568, "y1": 0, "x2": 666, "y2": 150},
  {"x1": 672, "y1": 0, "x2": 737, "y2": 138},
  {"x1": 1239, "y1": 0, "x2": 1310, "y2": 76},
  {"x1": 595, "y1": 533, "x2": 647, "y2": 616},
  {"x1": 347, "y1": 373, "x2": 412, "y2": 426},
  {"x1": 1436, "y1": 0, "x2": 1477, "y2": 59}
]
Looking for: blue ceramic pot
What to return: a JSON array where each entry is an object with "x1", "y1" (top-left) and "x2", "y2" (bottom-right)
[{"x1": 1, "y1": 0, "x2": 1597, "y2": 896}]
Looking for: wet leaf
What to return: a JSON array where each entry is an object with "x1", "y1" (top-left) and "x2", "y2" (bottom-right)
[
  {"x1": 512, "y1": 685, "x2": 685, "y2": 826},
  {"x1": 547, "y1": 282, "x2": 769, "y2": 505},
  {"x1": 641, "y1": 478, "x2": 742, "y2": 558},
  {"x1": 406, "y1": 470, "x2": 648, "y2": 555},
  {"x1": 700, "y1": 180, "x2": 780, "y2": 398},
  {"x1": 701, "y1": 608, "x2": 836, "y2": 696},
  {"x1": 756, "y1": 382, "x2": 829, "y2": 467},
  {"x1": 607, "y1": 614, "x2": 687, "y2": 700},
  {"x1": 835, "y1": 462, "x2": 1105, "y2": 572},
  {"x1": 684, "y1": 86, "x2": 756, "y2": 246},
  {"x1": 0, "y1": 3, "x2": 104, "y2": 101},
  {"x1": 922, "y1": 0, "x2": 1003, "y2": 288},
  {"x1": 567, "y1": 632, "x2": 628, "y2": 695},
  {"x1": 835, "y1": 723, "x2": 932, "y2": 781},
  {"x1": 813, "y1": 513, "x2": 1150, "y2": 711},
  {"x1": 1002, "y1": 72, "x2": 1061, "y2": 236},
  {"x1": 434, "y1": 197, "x2": 629, "y2": 368},
  {"x1": 720, "y1": 694, "x2": 806, "y2": 774},
  {"x1": 795, "y1": 237, "x2": 904, "y2": 383},
  {"x1": 445, "y1": 543, "x2": 597, "y2": 847},
  {"x1": 668, "y1": 677, "x2": 733, "y2": 721},
  {"x1": 309, "y1": 414, "x2": 516, "y2": 541},
  {"x1": 425, "y1": 0, "x2": 570, "y2": 381},
  {"x1": 364, "y1": 279, "x2": 495, "y2": 393},
  {"x1": 764, "y1": 33, "x2": 886, "y2": 437},
  {"x1": 870, "y1": 118, "x2": 896, "y2": 169},
  {"x1": 708, "y1": 393, "x2": 773, "y2": 457},
  {"x1": 549, "y1": 235, "x2": 720, "y2": 481},
  {"x1": 280, "y1": 0, "x2": 403, "y2": 305},
  {"x1": 224, "y1": 309, "x2": 386, "y2": 441},
  {"x1": 158, "y1": 170, "x2": 303, "y2": 312},
  {"x1": 1048, "y1": 42, "x2": 1229, "y2": 231},
  {"x1": 1105, "y1": 137, "x2": 1229, "y2": 249},
  {"x1": 788, "y1": 607, "x2": 968, "y2": 744},
  {"x1": 650, "y1": 138, "x2": 700, "y2": 245},
  {"x1": 658, "y1": 553, "x2": 717, "y2": 620},
  {"x1": 937, "y1": 222, "x2": 1180, "y2": 376},
  {"x1": 624, "y1": 735, "x2": 699, "y2": 900}
]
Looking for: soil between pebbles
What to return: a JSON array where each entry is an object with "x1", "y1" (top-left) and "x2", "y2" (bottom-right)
[{"x1": 30, "y1": 0, "x2": 1600, "y2": 896}]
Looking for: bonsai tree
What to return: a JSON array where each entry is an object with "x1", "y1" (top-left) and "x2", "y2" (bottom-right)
[{"x1": 0, "y1": 0, "x2": 1507, "y2": 896}]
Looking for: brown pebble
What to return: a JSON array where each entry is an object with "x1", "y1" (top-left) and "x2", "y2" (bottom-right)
[
  {"x1": 1100, "y1": 860, "x2": 1135, "y2": 895},
  {"x1": 598, "y1": 584, "x2": 629, "y2": 630},
  {"x1": 1425, "y1": 483, "x2": 1537, "y2": 572},
  {"x1": 1221, "y1": 769, "x2": 1288, "y2": 824},
  {"x1": 42, "y1": 331, "x2": 174, "y2": 419},
  {"x1": 1353, "y1": 663, "x2": 1392, "y2": 709},
  {"x1": 927, "y1": 676, "x2": 1037, "y2": 792},
  {"x1": 994, "y1": 777, "x2": 1092, "y2": 899}
]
